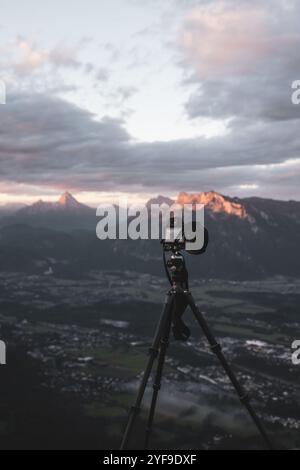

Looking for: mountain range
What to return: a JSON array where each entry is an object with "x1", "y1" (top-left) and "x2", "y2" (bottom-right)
[
  {"x1": 1, "y1": 192, "x2": 95, "y2": 231},
  {"x1": 18, "y1": 192, "x2": 93, "y2": 216},
  {"x1": 0, "y1": 190, "x2": 299, "y2": 280}
]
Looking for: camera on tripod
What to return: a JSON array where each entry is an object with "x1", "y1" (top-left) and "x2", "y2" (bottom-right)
[
  {"x1": 161, "y1": 212, "x2": 209, "y2": 255},
  {"x1": 121, "y1": 207, "x2": 272, "y2": 451}
]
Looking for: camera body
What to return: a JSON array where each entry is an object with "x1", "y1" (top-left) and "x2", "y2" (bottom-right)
[{"x1": 162, "y1": 214, "x2": 209, "y2": 255}]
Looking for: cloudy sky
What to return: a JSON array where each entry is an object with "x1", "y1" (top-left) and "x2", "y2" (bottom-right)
[{"x1": 0, "y1": 0, "x2": 300, "y2": 205}]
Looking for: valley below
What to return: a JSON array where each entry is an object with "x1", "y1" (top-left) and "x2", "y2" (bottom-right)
[{"x1": 0, "y1": 270, "x2": 299, "y2": 449}]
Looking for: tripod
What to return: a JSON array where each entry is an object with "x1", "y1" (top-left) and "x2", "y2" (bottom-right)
[{"x1": 120, "y1": 249, "x2": 272, "y2": 450}]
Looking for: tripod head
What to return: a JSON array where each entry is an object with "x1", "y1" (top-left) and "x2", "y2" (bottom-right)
[
  {"x1": 166, "y1": 251, "x2": 188, "y2": 290},
  {"x1": 161, "y1": 214, "x2": 209, "y2": 256}
]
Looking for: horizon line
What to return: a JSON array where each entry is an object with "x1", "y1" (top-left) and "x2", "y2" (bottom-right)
[{"x1": 1, "y1": 189, "x2": 300, "y2": 208}]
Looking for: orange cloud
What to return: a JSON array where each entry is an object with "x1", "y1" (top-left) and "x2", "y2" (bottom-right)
[
  {"x1": 179, "y1": 4, "x2": 274, "y2": 78},
  {"x1": 13, "y1": 38, "x2": 81, "y2": 74}
]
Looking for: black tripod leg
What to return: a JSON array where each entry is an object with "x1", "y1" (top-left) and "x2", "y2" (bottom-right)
[
  {"x1": 144, "y1": 297, "x2": 173, "y2": 449},
  {"x1": 120, "y1": 293, "x2": 174, "y2": 450},
  {"x1": 185, "y1": 291, "x2": 273, "y2": 450}
]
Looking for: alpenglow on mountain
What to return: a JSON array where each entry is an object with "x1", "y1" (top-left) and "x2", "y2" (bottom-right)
[
  {"x1": 0, "y1": 192, "x2": 95, "y2": 232},
  {"x1": 18, "y1": 192, "x2": 93, "y2": 216}
]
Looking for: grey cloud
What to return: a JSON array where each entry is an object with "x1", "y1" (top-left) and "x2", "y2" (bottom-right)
[
  {"x1": 179, "y1": 0, "x2": 300, "y2": 122},
  {"x1": 186, "y1": 78, "x2": 300, "y2": 122},
  {"x1": 95, "y1": 67, "x2": 110, "y2": 82},
  {"x1": 117, "y1": 86, "x2": 137, "y2": 101},
  {"x1": 47, "y1": 47, "x2": 81, "y2": 69},
  {"x1": 166, "y1": 0, "x2": 300, "y2": 199},
  {"x1": 1, "y1": 92, "x2": 300, "y2": 199}
]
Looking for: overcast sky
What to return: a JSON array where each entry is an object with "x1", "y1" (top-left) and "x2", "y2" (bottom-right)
[{"x1": 0, "y1": 0, "x2": 300, "y2": 205}]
